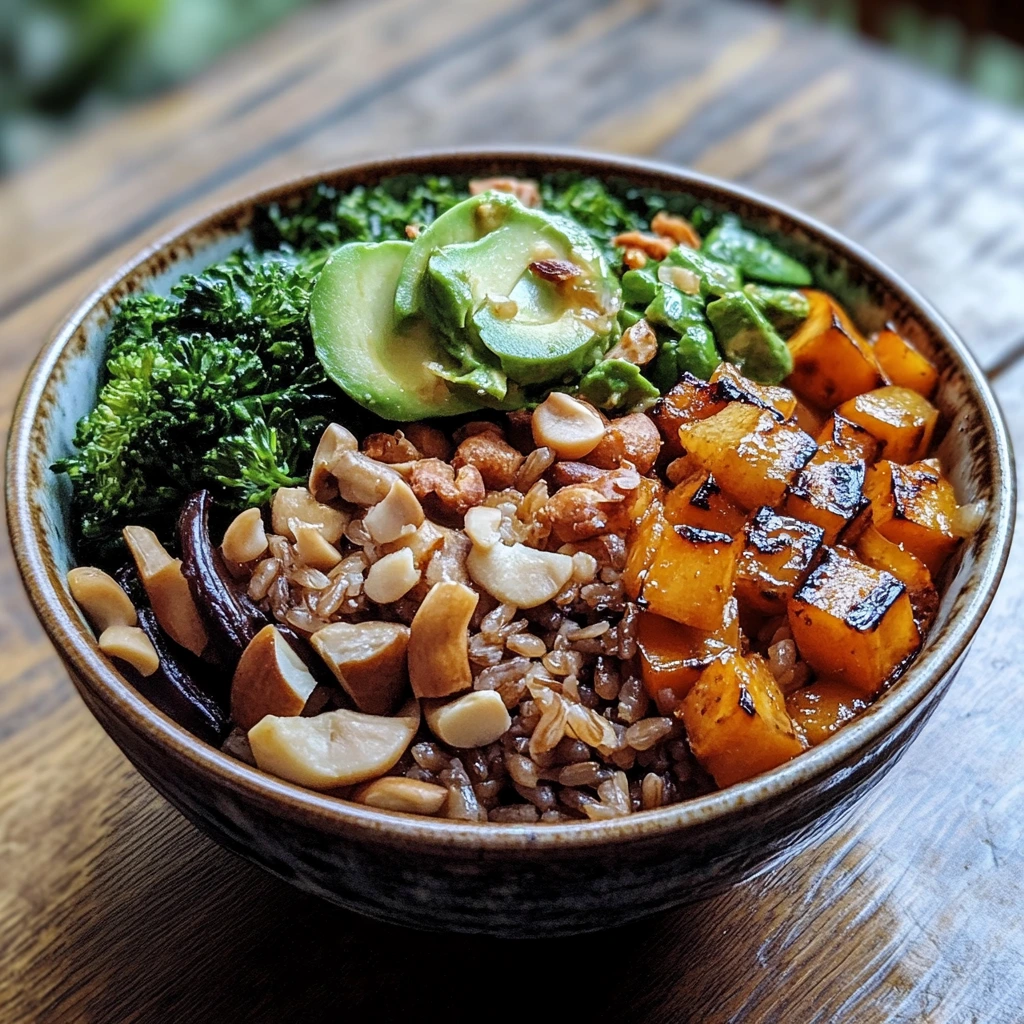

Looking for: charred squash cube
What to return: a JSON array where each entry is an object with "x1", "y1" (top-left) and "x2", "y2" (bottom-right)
[
  {"x1": 863, "y1": 459, "x2": 959, "y2": 574},
  {"x1": 873, "y1": 327, "x2": 938, "y2": 398},
  {"x1": 663, "y1": 472, "x2": 746, "y2": 535},
  {"x1": 785, "y1": 680, "x2": 868, "y2": 746},
  {"x1": 623, "y1": 500, "x2": 666, "y2": 601},
  {"x1": 680, "y1": 653, "x2": 805, "y2": 788},
  {"x1": 816, "y1": 414, "x2": 881, "y2": 463},
  {"x1": 709, "y1": 361, "x2": 797, "y2": 421},
  {"x1": 786, "y1": 290, "x2": 886, "y2": 408},
  {"x1": 641, "y1": 521, "x2": 742, "y2": 631},
  {"x1": 835, "y1": 385, "x2": 938, "y2": 464},
  {"x1": 649, "y1": 373, "x2": 724, "y2": 459},
  {"x1": 782, "y1": 445, "x2": 870, "y2": 545},
  {"x1": 734, "y1": 506, "x2": 825, "y2": 615},
  {"x1": 788, "y1": 548, "x2": 920, "y2": 694},
  {"x1": 678, "y1": 403, "x2": 817, "y2": 510},
  {"x1": 637, "y1": 601, "x2": 739, "y2": 700},
  {"x1": 855, "y1": 524, "x2": 938, "y2": 628}
]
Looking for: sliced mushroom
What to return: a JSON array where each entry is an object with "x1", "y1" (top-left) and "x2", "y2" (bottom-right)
[
  {"x1": 467, "y1": 539, "x2": 573, "y2": 609},
  {"x1": 67, "y1": 566, "x2": 137, "y2": 632},
  {"x1": 271, "y1": 487, "x2": 349, "y2": 544},
  {"x1": 292, "y1": 521, "x2": 343, "y2": 572},
  {"x1": 309, "y1": 423, "x2": 358, "y2": 502},
  {"x1": 123, "y1": 525, "x2": 209, "y2": 656},
  {"x1": 332, "y1": 451, "x2": 402, "y2": 506},
  {"x1": 363, "y1": 479, "x2": 424, "y2": 544},
  {"x1": 99, "y1": 624, "x2": 159, "y2": 677},
  {"x1": 363, "y1": 548, "x2": 421, "y2": 604},
  {"x1": 351, "y1": 776, "x2": 448, "y2": 815},
  {"x1": 230, "y1": 624, "x2": 319, "y2": 731},
  {"x1": 247, "y1": 700, "x2": 420, "y2": 790},
  {"x1": 310, "y1": 621, "x2": 410, "y2": 716},
  {"x1": 408, "y1": 581, "x2": 478, "y2": 698},
  {"x1": 221, "y1": 507, "x2": 268, "y2": 564},
  {"x1": 424, "y1": 690, "x2": 512, "y2": 748},
  {"x1": 532, "y1": 392, "x2": 606, "y2": 460}
]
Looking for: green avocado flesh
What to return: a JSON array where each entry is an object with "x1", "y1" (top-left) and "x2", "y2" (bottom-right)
[
  {"x1": 702, "y1": 215, "x2": 812, "y2": 287},
  {"x1": 705, "y1": 292, "x2": 793, "y2": 385},
  {"x1": 310, "y1": 241, "x2": 478, "y2": 420}
]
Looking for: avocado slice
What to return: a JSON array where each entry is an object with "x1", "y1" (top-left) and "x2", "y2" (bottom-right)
[
  {"x1": 621, "y1": 265, "x2": 660, "y2": 307},
  {"x1": 662, "y1": 245, "x2": 742, "y2": 299},
  {"x1": 702, "y1": 215, "x2": 812, "y2": 287},
  {"x1": 743, "y1": 283, "x2": 810, "y2": 337},
  {"x1": 706, "y1": 291, "x2": 794, "y2": 385},
  {"x1": 310, "y1": 240, "x2": 480, "y2": 420},
  {"x1": 645, "y1": 285, "x2": 720, "y2": 387}
]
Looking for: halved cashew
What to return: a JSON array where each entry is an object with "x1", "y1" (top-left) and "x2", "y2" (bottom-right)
[
  {"x1": 231, "y1": 624, "x2": 319, "y2": 731},
  {"x1": 332, "y1": 451, "x2": 402, "y2": 506},
  {"x1": 67, "y1": 566, "x2": 137, "y2": 632},
  {"x1": 99, "y1": 625, "x2": 159, "y2": 676},
  {"x1": 364, "y1": 480, "x2": 424, "y2": 544},
  {"x1": 271, "y1": 487, "x2": 349, "y2": 544},
  {"x1": 424, "y1": 690, "x2": 511, "y2": 748},
  {"x1": 248, "y1": 700, "x2": 420, "y2": 790},
  {"x1": 605, "y1": 319, "x2": 658, "y2": 366},
  {"x1": 351, "y1": 776, "x2": 448, "y2": 815},
  {"x1": 381, "y1": 519, "x2": 447, "y2": 569},
  {"x1": 408, "y1": 581, "x2": 478, "y2": 698},
  {"x1": 292, "y1": 521, "x2": 343, "y2": 572},
  {"x1": 309, "y1": 423, "x2": 358, "y2": 501},
  {"x1": 222, "y1": 507, "x2": 268, "y2": 564},
  {"x1": 311, "y1": 621, "x2": 410, "y2": 716},
  {"x1": 532, "y1": 392, "x2": 605, "y2": 460},
  {"x1": 363, "y1": 548, "x2": 421, "y2": 604},
  {"x1": 467, "y1": 539, "x2": 573, "y2": 609},
  {"x1": 123, "y1": 526, "x2": 208, "y2": 656},
  {"x1": 463, "y1": 506, "x2": 502, "y2": 549}
]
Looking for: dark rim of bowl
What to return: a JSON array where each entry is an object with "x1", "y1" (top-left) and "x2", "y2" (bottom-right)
[{"x1": 6, "y1": 147, "x2": 1015, "y2": 851}]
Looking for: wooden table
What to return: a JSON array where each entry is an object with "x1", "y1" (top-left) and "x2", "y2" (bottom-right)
[{"x1": 1, "y1": 1, "x2": 1022, "y2": 1019}]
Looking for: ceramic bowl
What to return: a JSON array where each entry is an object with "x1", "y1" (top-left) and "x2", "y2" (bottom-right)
[{"x1": 7, "y1": 149, "x2": 1014, "y2": 937}]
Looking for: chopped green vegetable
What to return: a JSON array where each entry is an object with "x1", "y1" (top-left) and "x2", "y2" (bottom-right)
[
  {"x1": 578, "y1": 359, "x2": 660, "y2": 411},
  {"x1": 621, "y1": 266, "x2": 660, "y2": 307},
  {"x1": 662, "y1": 246, "x2": 742, "y2": 299},
  {"x1": 540, "y1": 176, "x2": 646, "y2": 263},
  {"x1": 646, "y1": 286, "x2": 720, "y2": 386},
  {"x1": 702, "y1": 215, "x2": 812, "y2": 287},
  {"x1": 743, "y1": 283, "x2": 810, "y2": 337},
  {"x1": 706, "y1": 292, "x2": 793, "y2": 384}
]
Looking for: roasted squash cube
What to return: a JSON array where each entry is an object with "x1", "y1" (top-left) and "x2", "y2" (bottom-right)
[
  {"x1": 786, "y1": 290, "x2": 886, "y2": 408},
  {"x1": 735, "y1": 506, "x2": 825, "y2": 615},
  {"x1": 873, "y1": 327, "x2": 938, "y2": 398},
  {"x1": 785, "y1": 680, "x2": 868, "y2": 746},
  {"x1": 637, "y1": 601, "x2": 739, "y2": 699},
  {"x1": 835, "y1": 386, "x2": 938, "y2": 464},
  {"x1": 855, "y1": 524, "x2": 937, "y2": 628},
  {"x1": 623, "y1": 500, "x2": 665, "y2": 601},
  {"x1": 641, "y1": 522, "x2": 742, "y2": 631},
  {"x1": 663, "y1": 472, "x2": 746, "y2": 535},
  {"x1": 782, "y1": 445, "x2": 870, "y2": 545},
  {"x1": 863, "y1": 459, "x2": 959, "y2": 573},
  {"x1": 649, "y1": 373, "x2": 725, "y2": 458},
  {"x1": 709, "y1": 362, "x2": 797, "y2": 421},
  {"x1": 816, "y1": 414, "x2": 881, "y2": 463},
  {"x1": 680, "y1": 653, "x2": 805, "y2": 788},
  {"x1": 678, "y1": 403, "x2": 817, "y2": 510},
  {"x1": 788, "y1": 548, "x2": 920, "y2": 694}
]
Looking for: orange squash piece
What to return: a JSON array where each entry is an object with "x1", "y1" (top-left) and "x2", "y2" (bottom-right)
[
  {"x1": 835, "y1": 386, "x2": 938, "y2": 464},
  {"x1": 816, "y1": 414, "x2": 881, "y2": 463},
  {"x1": 734, "y1": 506, "x2": 825, "y2": 615},
  {"x1": 709, "y1": 362, "x2": 797, "y2": 421},
  {"x1": 678, "y1": 403, "x2": 817, "y2": 510},
  {"x1": 873, "y1": 327, "x2": 938, "y2": 398},
  {"x1": 788, "y1": 548, "x2": 920, "y2": 695},
  {"x1": 855, "y1": 524, "x2": 938, "y2": 627},
  {"x1": 680, "y1": 653, "x2": 805, "y2": 788},
  {"x1": 641, "y1": 520, "x2": 742, "y2": 631},
  {"x1": 785, "y1": 680, "x2": 868, "y2": 746},
  {"x1": 649, "y1": 373, "x2": 725, "y2": 458},
  {"x1": 623, "y1": 500, "x2": 665, "y2": 601},
  {"x1": 786, "y1": 290, "x2": 886, "y2": 408},
  {"x1": 663, "y1": 472, "x2": 746, "y2": 535},
  {"x1": 637, "y1": 602, "x2": 739, "y2": 699},
  {"x1": 863, "y1": 459, "x2": 959, "y2": 574},
  {"x1": 782, "y1": 445, "x2": 870, "y2": 546}
]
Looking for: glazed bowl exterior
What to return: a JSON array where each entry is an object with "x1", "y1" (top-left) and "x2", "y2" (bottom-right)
[{"x1": 7, "y1": 149, "x2": 1014, "y2": 937}]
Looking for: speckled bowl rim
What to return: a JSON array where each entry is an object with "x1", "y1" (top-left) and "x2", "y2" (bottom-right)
[{"x1": 7, "y1": 147, "x2": 1015, "y2": 852}]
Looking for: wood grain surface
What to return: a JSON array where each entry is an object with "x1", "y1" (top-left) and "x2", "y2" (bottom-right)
[{"x1": 1, "y1": 1, "x2": 1022, "y2": 1020}]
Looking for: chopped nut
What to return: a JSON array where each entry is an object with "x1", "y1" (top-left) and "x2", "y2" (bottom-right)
[
  {"x1": 248, "y1": 701, "x2": 420, "y2": 790},
  {"x1": 529, "y1": 259, "x2": 582, "y2": 282},
  {"x1": 531, "y1": 392, "x2": 605, "y2": 460},
  {"x1": 487, "y1": 295, "x2": 518, "y2": 319},
  {"x1": 292, "y1": 521, "x2": 343, "y2": 572},
  {"x1": 404, "y1": 223, "x2": 421, "y2": 240},
  {"x1": 464, "y1": 505, "x2": 503, "y2": 549},
  {"x1": 222, "y1": 507, "x2": 268, "y2": 564},
  {"x1": 452, "y1": 432, "x2": 524, "y2": 491},
  {"x1": 351, "y1": 776, "x2": 447, "y2": 815},
  {"x1": 332, "y1": 452, "x2": 402, "y2": 506},
  {"x1": 311, "y1": 621, "x2": 410, "y2": 715},
  {"x1": 271, "y1": 487, "x2": 349, "y2": 543},
  {"x1": 67, "y1": 566, "x2": 137, "y2": 632},
  {"x1": 362, "y1": 431, "x2": 421, "y2": 464},
  {"x1": 657, "y1": 263, "x2": 701, "y2": 295},
  {"x1": 402, "y1": 424, "x2": 451, "y2": 461},
  {"x1": 99, "y1": 624, "x2": 159, "y2": 676},
  {"x1": 424, "y1": 531, "x2": 472, "y2": 588},
  {"x1": 539, "y1": 467, "x2": 641, "y2": 543},
  {"x1": 467, "y1": 538, "x2": 574, "y2": 609},
  {"x1": 382, "y1": 519, "x2": 447, "y2": 569},
  {"x1": 605, "y1": 319, "x2": 658, "y2": 366},
  {"x1": 309, "y1": 423, "x2": 358, "y2": 502},
  {"x1": 585, "y1": 412, "x2": 663, "y2": 473},
  {"x1": 363, "y1": 548, "x2": 421, "y2": 604},
  {"x1": 363, "y1": 479, "x2": 424, "y2": 545},
  {"x1": 231, "y1": 624, "x2": 318, "y2": 731},
  {"x1": 612, "y1": 230, "x2": 674, "y2": 260},
  {"x1": 408, "y1": 581, "x2": 478, "y2": 698},
  {"x1": 469, "y1": 175, "x2": 541, "y2": 208},
  {"x1": 424, "y1": 691, "x2": 512, "y2": 748},
  {"x1": 651, "y1": 210, "x2": 702, "y2": 248},
  {"x1": 623, "y1": 247, "x2": 648, "y2": 270},
  {"x1": 409, "y1": 458, "x2": 486, "y2": 518}
]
